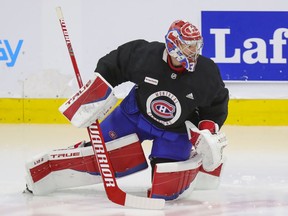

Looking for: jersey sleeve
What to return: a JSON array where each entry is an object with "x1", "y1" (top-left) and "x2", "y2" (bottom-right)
[
  {"x1": 94, "y1": 40, "x2": 147, "y2": 87},
  {"x1": 198, "y1": 65, "x2": 229, "y2": 128}
]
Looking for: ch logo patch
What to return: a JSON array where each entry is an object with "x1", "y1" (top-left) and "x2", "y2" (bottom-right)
[
  {"x1": 146, "y1": 91, "x2": 181, "y2": 126},
  {"x1": 109, "y1": 130, "x2": 118, "y2": 139},
  {"x1": 151, "y1": 100, "x2": 175, "y2": 119}
]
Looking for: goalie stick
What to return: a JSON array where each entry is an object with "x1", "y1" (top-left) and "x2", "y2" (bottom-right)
[{"x1": 55, "y1": 7, "x2": 165, "y2": 210}]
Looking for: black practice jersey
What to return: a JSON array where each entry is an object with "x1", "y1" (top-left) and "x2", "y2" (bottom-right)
[{"x1": 95, "y1": 39, "x2": 229, "y2": 133}]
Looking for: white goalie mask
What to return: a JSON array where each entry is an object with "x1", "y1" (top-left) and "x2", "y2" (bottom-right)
[{"x1": 165, "y1": 20, "x2": 203, "y2": 72}]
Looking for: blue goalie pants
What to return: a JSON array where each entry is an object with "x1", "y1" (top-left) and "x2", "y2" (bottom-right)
[{"x1": 100, "y1": 88, "x2": 192, "y2": 161}]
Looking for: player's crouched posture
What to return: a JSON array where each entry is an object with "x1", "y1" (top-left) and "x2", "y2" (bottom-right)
[{"x1": 25, "y1": 20, "x2": 229, "y2": 200}]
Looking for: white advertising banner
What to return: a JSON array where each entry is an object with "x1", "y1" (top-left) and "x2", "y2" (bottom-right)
[{"x1": 0, "y1": 0, "x2": 287, "y2": 99}]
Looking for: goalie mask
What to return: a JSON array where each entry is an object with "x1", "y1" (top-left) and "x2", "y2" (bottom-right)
[{"x1": 165, "y1": 20, "x2": 203, "y2": 72}]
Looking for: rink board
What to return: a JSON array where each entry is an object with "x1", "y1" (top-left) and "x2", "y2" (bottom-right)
[{"x1": 1, "y1": 98, "x2": 288, "y2": 125}]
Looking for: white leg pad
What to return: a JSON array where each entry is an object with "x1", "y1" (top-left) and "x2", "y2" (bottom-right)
[
  {"x1": 25, "y1": 133, "x2": 147, "y2": 195},
  {"x1": 195, "y1": 157, "x2": 226, "y2": 190},
  {"x1": 25, "y1": 168, "x2": 102, "y2": 195}
]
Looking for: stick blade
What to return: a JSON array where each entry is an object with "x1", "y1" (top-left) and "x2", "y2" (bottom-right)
[{"x1": 125, "y1": 194, "x2": 165, "y2": 210}]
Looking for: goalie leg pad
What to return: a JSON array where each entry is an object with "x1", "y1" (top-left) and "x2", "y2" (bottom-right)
[
  {"x1": 26, "y1": 133, "x2": 147, "y2": 195},
  {"x1": 149, "y1": 152, "x2": 202, "y2": 201},
  {"x1": 195, "y1": 157, "x2": 226, "y2": 190}
]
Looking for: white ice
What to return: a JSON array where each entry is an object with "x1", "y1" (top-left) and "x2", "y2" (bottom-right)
[{"x1": 0, "y1": 124, "x2": 288, "y2": 216}]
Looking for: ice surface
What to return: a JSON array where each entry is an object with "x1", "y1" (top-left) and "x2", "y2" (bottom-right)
[{"x1": 0, "y1": 124, "x2": 288, "y2": 216}]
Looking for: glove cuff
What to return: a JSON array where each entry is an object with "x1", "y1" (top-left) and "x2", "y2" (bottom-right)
[{"x1": 198, "y1": 120, "x2": 219, "y2": 134}]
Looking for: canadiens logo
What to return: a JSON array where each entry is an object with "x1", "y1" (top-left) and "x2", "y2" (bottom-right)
[
  {"x1": 151, "y1": 100, "x2": 175, "y2": 119},
  {"x1": 146, "y1": 91, "x2": 181, "y2": 126}
]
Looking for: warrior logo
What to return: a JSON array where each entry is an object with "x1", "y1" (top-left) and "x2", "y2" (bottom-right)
[{"x1": 146, "y1": 91, "x2": 181, "y2": 126}]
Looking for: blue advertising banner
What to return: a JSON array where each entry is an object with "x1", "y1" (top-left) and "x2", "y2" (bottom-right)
[{"x1": 201, "y1": 11, "x2": 288, "y2": 81}]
